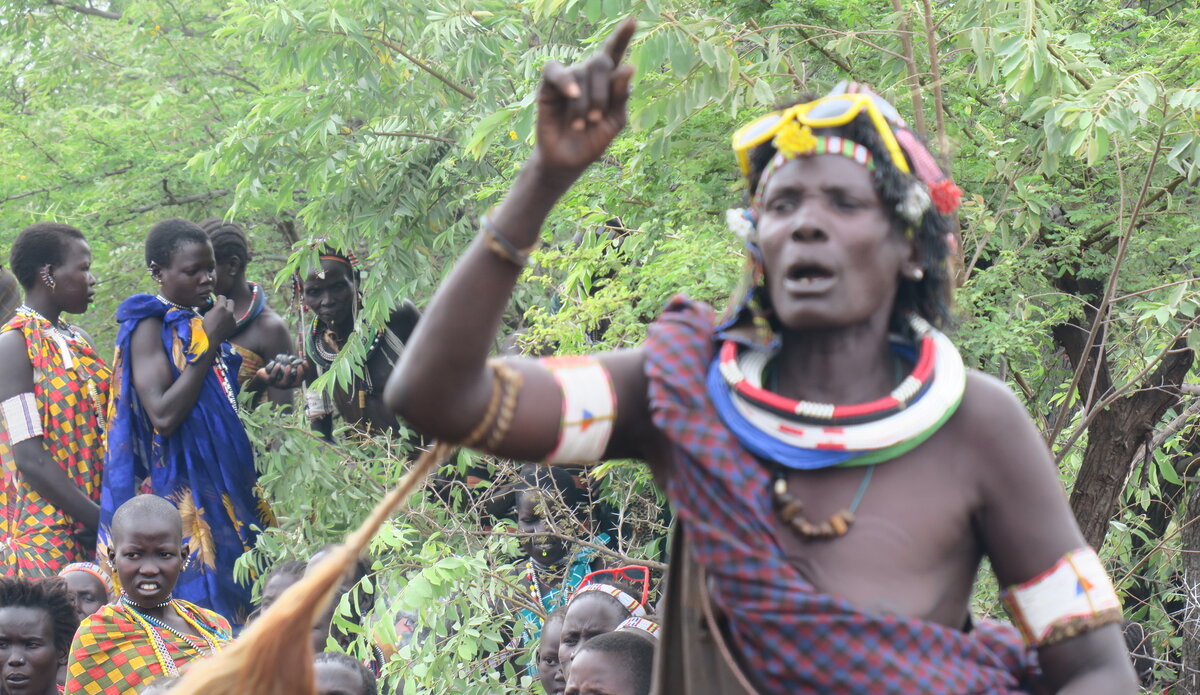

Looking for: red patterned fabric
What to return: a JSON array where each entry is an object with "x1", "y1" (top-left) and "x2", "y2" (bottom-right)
[
  {"x1": 643, "y1": 296, "x2": 1040, "y2": 694},
  {"x1": 0, "y1": 313, "x2": 109, "y2": 576}
]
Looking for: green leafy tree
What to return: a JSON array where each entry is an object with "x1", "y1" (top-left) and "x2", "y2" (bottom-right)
[{"x1": 2, "y1": 0, "x2": 1199, "y2": 691}]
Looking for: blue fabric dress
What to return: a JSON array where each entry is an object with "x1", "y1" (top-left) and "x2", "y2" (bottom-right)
[{"x1": 101, "y1": 294, "x2": 267, "y2": 624}]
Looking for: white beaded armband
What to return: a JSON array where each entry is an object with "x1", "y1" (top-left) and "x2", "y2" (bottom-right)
[
  {"x1": 1001, "y1": 547, "x2": 1122, "y2": 647},
  {"x1": 1, "y1": 393, "x2": 44, "y2": 444},
  {"x1": 542, "y1": 356, "x2": 615, "y2": 464}
]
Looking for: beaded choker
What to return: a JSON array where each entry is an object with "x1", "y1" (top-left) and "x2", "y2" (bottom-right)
[
  {"x1": 707, "y1": 317, "x2": 965, "y2": 470},
  {"x1": 155, "y1": 295, "x2": 240, "y2": 414},
  {"x1": 719, "y1": 315, "x2": 935, "y2": 424}
]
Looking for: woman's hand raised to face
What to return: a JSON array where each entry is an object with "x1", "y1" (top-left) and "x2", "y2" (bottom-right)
[
  {"x1": 534, "y1": 18, "x2": 636, "y2": 176},
  {"x1": 202, "y1": 296, "x2": 237, "y2": 346}
]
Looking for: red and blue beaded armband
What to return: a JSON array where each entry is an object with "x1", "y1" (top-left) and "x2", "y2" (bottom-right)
[{"x1": 1001, "y1": 547, "x2": 1122, "y2": 647}]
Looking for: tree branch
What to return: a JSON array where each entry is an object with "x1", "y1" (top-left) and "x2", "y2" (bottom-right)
[
  {"x1": 43, "y1": 0, "x2": 120, "y2": 20},
  {"x1": 918, "y1": 0, "x2": 948, "y2": 155},
  {"x1": 370, "y1": 35, "x2": 477, "y2": 100},
  {"x1": 105, "y1": 188, "x2": 229, "y2": 226},
  {"x1": 890, "y1": 0, "x2": 928, "y2": 136},
  {"x1": 368, "y1": 131, "x2": 456, "y2": 144}
]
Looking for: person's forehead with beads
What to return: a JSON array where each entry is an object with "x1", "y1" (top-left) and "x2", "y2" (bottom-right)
[{"x1": 721, "y1": 82, "x2": 961, "y2": 347}]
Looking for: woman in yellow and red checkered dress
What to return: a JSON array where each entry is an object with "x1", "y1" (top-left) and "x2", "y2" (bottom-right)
[{"x1": 0, "y1": 223, "x2": 109, "y2": 577}]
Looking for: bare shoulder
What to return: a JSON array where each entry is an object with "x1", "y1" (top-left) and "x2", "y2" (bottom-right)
[
  {"x1": 0, "y1": 329, "x2": 33, "y2": 399},
  {"x1": 951, "y1": 369, "x2": 1056, "y2": 482},
  {"x1": 954, "y1": 370, "x2": 1041, "y2": 446},
  {"x1": 255, "y1": 307, "x2": 294, "y2": 348}
]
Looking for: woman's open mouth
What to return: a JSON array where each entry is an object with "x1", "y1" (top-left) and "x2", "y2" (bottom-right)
[{"x1": 783, "y1": 262, "x2": 836, "y2": 294}]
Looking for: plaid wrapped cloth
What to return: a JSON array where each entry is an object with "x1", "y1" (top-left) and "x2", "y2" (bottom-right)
[
  {"x1": 643, "y1": 296, "x2": 1041, "y2": 694},
  {"x1": 0, "y1": 312, "x2": 110, "y2": 576},
  {"x1": 65, "y1": 600, "x2": 231, "y2": 694}
]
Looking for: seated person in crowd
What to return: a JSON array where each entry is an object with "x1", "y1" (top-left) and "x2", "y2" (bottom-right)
[
  {"x1": 558, "y1": 567, "x2": 650, "y2": 675},
  {"x1": 58, "y1": 562, "x2": 113, "y2": 622},
  {"x1": 65, "y1": 495, "x2": 232, "y2": 694},
  {"x1": 513, "y1": 466, "x2": 608, "y2": 646},
  {"x1": 265, "y1": 250, "x2": 419, "y2": 439},
  {"x1": 200, "y1": 218, "x2": 294, "y2": 406},
  {"x1": 564, "y1": 631, "x2": 653, "y2": 695},
  {"x1": 314, "y1": 651, "x2": 378, "y2": 695},
  {"x1": 307, "y1": 547, "x2": 385, "y2": 677},
  {"x1": 0, "y1": 576, "x2": 80, "y2": 695},
  {"x1": 254, "y1": 560, "x2": 306, "y2": 619},
  {"x1": 536, "y1": 607, "x2": 567, "y2": 695}
]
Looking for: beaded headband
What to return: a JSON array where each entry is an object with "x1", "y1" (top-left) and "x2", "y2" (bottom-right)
[
  {"x1": 615, "y1": 616, "x2": 660, "y2": 640},
  {"x1": 753, "y1": 127, "x2": 874, "y2": 206},
  {"x1": 569, "y1": 583, "x2": 647, "y2": 618},
  {"x1": 59, "y1": 561, "x2": 115, "y2": 599}
]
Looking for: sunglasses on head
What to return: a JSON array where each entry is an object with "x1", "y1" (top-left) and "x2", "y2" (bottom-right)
[
  {"x1": 732, "y1": 84, "x2": 910, "y2": 178},
  {"x1": 579, "y1": 565, "x2": 650, "y2": 606}
]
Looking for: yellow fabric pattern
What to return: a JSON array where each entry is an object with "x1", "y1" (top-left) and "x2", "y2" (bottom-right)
[{"x1": 65, "y1": 600, "x2": 232, "y2": 694}]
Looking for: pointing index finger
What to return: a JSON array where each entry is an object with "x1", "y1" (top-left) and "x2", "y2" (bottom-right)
[{"x1": 603, "y1": 17, "x2": 637, "y2": 67}]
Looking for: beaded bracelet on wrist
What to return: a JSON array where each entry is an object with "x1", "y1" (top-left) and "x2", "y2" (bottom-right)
[
  {"x1": 480, "y1": 214, "x2": 539, "y2": 268},
  {"x1": 459, "y1": 361, "x2": 522, "y2": 451}
]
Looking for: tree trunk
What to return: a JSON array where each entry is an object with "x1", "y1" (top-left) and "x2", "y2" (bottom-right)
[{"x1": 1051, "y1": 276, "x2": 1193, "y2": 549}]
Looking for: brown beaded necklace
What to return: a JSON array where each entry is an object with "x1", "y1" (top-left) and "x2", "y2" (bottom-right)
[{"x1": 766, "y1": 353, "x2": 901, "y2": 540}]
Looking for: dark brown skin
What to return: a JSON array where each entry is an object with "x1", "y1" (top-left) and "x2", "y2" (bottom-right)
[
  {"x1": 384, "y1": 19, "x2": 1136, "y2": 693},
  {"x1": 132, "y1": 240, "x2": 237, "y2": 438},
  {"x1": 268, "y1": 259, "x2": 418, "y2": 438},
  {"x1": 212, "y1": 253, "x2": 294, "y2": 407},
  {"x1": 107, "y1": 521, "x2": 199, "y2": 638},
  {"x1": 0, "y1": 238, "x2": 102, "y2": 533}
]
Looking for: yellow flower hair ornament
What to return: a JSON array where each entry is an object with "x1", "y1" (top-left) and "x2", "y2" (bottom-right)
[{"x1": 772, "y1": 122, "x2": 818, "y2": 158}]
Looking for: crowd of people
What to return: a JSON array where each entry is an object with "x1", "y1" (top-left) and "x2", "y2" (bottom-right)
[{"x1": 0, "y1": 18, "x2": 1139, "y2": 695}]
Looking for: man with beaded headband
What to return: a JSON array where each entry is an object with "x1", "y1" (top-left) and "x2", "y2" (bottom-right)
[{"x1": 387, "y1": 19, "x2": 1135, "y2": 695}]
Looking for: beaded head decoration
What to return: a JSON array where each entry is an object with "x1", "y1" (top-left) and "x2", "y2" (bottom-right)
[{"x1": 721, "y1": 81, "x2": 961, "y2": 345}]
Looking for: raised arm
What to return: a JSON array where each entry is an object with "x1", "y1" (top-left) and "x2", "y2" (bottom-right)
[
  {"x1": 384, "y1": 20, "x2": 652, "y2": 462},
  {"x1": 0, "y1": 330, "x2": 100, "y2": 532},
  {"x1": 129, "y1": 298, "x2": 237, "y2": 438},
  {"x1": 968, "y1": 373, "x2": 1136, "y2": 694}
]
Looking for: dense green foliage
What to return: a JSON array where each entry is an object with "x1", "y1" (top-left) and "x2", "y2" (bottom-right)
[{"x1": 2, "y1": 0, "x2": 1199, "y2": 692}]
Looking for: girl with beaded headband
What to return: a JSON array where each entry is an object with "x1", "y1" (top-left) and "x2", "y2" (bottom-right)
[
  {"x1": 264, "y1": 244, "x2": 420, "y2": 440},
  {"x1": 558, "y1": 567, "x2": 649, "y2": 676},
  {"x1": 387, "y1": 19, "x2": 1133, "y2": 695},
  {"x1": 102, "y1": 219, "x2": 270, "y2": 627},
  {"x1": 0, "y1": 222, "x2": 110, "y2": 578}
]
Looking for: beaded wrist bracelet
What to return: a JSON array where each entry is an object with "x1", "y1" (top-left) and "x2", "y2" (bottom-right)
[
  {"x1": 460, "y1": 360, "x2": 522, "y2": 451},
  {"x1": 480, "y1": 214, "x2": 539, "y2": 268}
]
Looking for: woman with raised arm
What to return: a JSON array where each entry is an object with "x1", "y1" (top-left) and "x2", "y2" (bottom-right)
[
  {"x1": 0, "y1": 223, "x2": 108, "y2": 577},
  {"x1": 386, "y1": 19, "x2": 1135, "y2": 695},
  {"x1": 103, "y1": 218, "x2": 270, "y2": 626}
]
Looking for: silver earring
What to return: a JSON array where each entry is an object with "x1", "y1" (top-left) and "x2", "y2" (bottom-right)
[
  {"x1": 909, "y1": 268, "x2": 925, "y2": 281},
  {"x1": 41, "y1": 266, "x2": 55, "y2": 290}
]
